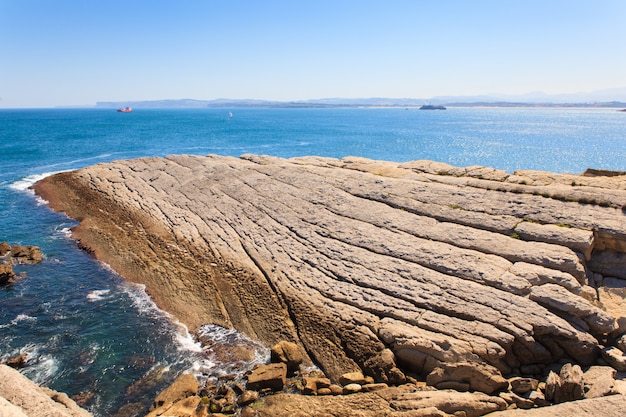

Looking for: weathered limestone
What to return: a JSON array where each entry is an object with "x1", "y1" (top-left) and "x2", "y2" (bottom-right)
[
  {"x1": 0, "y1": 364, "x2": 92, "y2": 417},
  {"x1": 148, "y1": 373, "x2": 199, "y2": 415},
  {"x1": 247, "y1": 363, "x2": 287, "y2": 391},
  {"x1": 33, "y1": 155, "x2": 626, "y2": 396},
  {"x1": 485, "y1": 394, "x2": 626, "y2": 416}
]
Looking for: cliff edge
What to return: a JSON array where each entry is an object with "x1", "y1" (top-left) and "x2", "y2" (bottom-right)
[{"x1": 33, "y1": 155, "x2": 626, "y2": 397}]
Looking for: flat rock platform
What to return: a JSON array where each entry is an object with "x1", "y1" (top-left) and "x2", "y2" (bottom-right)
[{"x1": 33, "y1": 154, "x2": 626, "y2": 394}]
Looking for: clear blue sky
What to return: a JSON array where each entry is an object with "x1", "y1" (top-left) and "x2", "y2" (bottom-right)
[{"x1": 1, "y1": 0, "x2": 625, "y2": 107}]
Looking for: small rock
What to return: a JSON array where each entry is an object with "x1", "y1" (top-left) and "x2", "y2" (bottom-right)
[
  {"x1": 552, "y1": 363, "x2": 584, "y2": 403},
  {"x1": 246, "y1": 363, "x2": 287, "y2": 391},
  {"x1": 583, "y1": 365, "x2": 617, "y2": 398},
  {"x1": 525, "y1": 389, "x2": 550, "y2": 407},
  {"x1": 317, "y1": 387, "x2": 332, "y2": 395},
  {"x1": 602, "y1": 346, "x2": 626, "y2": 372},
  {"x1": 362, "y1": 383, "x2": 388, "y2": 392},
  {"x1": 426, "y1": 362, "x2": 509, "y2": 394},
  {"x1": 499, "y1": 391, "x2": 535, "y2": 409},
  {"x1": 342, "y1": 383, "x2": 362, "y2": 394},
  {"x1": 339, "y1": 371, "x2": 367, "y2": 386},
  {"x1": 544, "y1": 370, "x2": 561, "y2": 403},
  {"x1": 5, "y1": 353, "x2": 27, "y2": 369},
  {"x1": 237, "y1": 390, "x2": 259, "y2": 406},
  {"x1": 301, "y1": 376, "x2": 330, "y2": 395},
  {"x1": 329, "y1": 384, "x2": 344, "y2": 395},
  {"x1": 270, "y1": 341, "x2": 303, "y2": 371},
  {"x1": 240, "y1": 407, "x2": 258, "y2": 417},
  {"x1": 509, "y1": 377, "x2": 538, "y2": 394}
]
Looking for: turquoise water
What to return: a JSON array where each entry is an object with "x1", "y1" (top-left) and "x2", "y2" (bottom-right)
[{"x1": 1, "y1": 107, "x2": 625, "y2": 415}]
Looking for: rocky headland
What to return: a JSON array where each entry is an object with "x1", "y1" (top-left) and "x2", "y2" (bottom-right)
[{"x1": 32, "y1": 154, "x2": 626, "y2": 416}]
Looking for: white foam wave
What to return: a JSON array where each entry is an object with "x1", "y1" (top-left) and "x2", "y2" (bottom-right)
[
  {"x1": 86, "y1": 289, "x2": 111, "y2": 301},
  {"x1": 11, "y1": 314, "x2": 37, "y2": 325},
  {"x1": 121, "y1": 281, "x2": 203, "y2": 354},
  {"x1": 8, "y1": 171, "x2": 64, "y2": 192},
  {"x1": 24, "y1": 356, "x2": 59, "y2": 385},
  {"x1": 195, "y1": 324, "x2": 270, "y2": 379}
]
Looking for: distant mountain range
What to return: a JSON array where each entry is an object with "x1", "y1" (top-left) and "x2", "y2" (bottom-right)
[{"x1": 95, "y1": 87, "x2": 626, "y2": 109}]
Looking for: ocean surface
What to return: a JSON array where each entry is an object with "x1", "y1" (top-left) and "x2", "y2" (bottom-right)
[{"x1": 1, "y1": 107, "x2": 625, "y2": 415}]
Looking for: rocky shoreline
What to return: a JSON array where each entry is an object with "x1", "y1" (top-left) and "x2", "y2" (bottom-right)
[{"x1": 31, "y1": 154, "x2": 626, "y2": 416}]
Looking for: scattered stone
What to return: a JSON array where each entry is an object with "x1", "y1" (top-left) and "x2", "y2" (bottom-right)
[
  {"x1": 342, "y1": 383, "x2": 362, "y2": 394},
  {"x1": 247, "y1": 363, "x2": 287, "y2": 392},
  {"x1": 150, "y1": 373, "x2": 198, "y2": 412},
  {"x1": 499, "y1": 391, "x2": 535, "y2": 409},
  {"x1": 148, "y1": 396, "x2": 201, "y2": 417},
  {"x1": 616, "y1": 334, "x2": 626, "y2": 352},
  {"x1": 583, "y1": 365, "x2": 617, "y2": 398},
  {"x1": 544, "y1": 370, "x2": 560, "y2": 403},
  {"x1": 339, "y1": 371, "x2": 367, "y2": 386},
  {"x1": 555, "y1": 363, "x2": 584, "y2": 403},
  {"x1": 270, "y1": 340, "x2": 303, "y2": 371},
  {"x1": 240, "y1": 407, "x2": 258, "y2": 417},
  {"x1": 329, "y1": 384, "x2": 343, "y2": 395},
  {"x1": 362, "y1": 383, "x2": 388, "y2": 392},
  {"x1": 601, "y1": 346, "x2": 626, "y2": 371},
  {"x1": 525, "y1": 389, "x2": 550, "y2": 407},
  {"x1": 237, "y1": 390, "x2": 259, "y2": 406},
  {"x1": 426, "y1": 362, "x2": 509, "y2": 395},
  {"x1": 508, "y1": 377, "x2": 539, "y2": 395},
  {"x1": 302, "y1": 376, "x2": 331, "y2": 395}
]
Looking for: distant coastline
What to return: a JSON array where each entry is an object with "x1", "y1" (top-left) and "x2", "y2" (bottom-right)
[{"x1": 93, "y1": 98, "x2": 626, "y2": 110}]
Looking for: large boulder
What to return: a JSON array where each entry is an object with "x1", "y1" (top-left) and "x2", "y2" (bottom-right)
[
  {"x1": 246, "y1": 363, "x2": 287, "y2": 391},
  {"x1": 149, "y1": 373, "x2": 198, "y2": 413},
  {"x1": 271, "y1": 340, "x2": 303, "y2": 371}
]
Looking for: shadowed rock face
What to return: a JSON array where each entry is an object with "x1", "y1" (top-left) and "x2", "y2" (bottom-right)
[{"x1": 33, "y1": 155, "x2": 626, "y2": 391}]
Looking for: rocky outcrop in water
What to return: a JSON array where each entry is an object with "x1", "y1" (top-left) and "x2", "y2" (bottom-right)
[
  {"x1": 0, "y1": 242, "x2": 43, "y2": 265},
  {"x1": 0, "y1": 242, "x2": 43, "y2": 285},
  {"x1": 33, "y1": 155, "x2": 626, "y2": 412}
]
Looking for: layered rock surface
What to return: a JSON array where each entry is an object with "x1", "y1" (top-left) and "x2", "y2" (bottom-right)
[
  {"x1": 0, "y1": 364, "x2": 92, "y2": 417},
  {"x1": 33, "y1": 155, "x2": 626, "y2": 392}
]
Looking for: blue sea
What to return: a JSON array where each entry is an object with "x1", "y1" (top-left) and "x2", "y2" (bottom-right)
[{"x1": 1, "y1": 107, "x2": 625, "y2": 415}]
